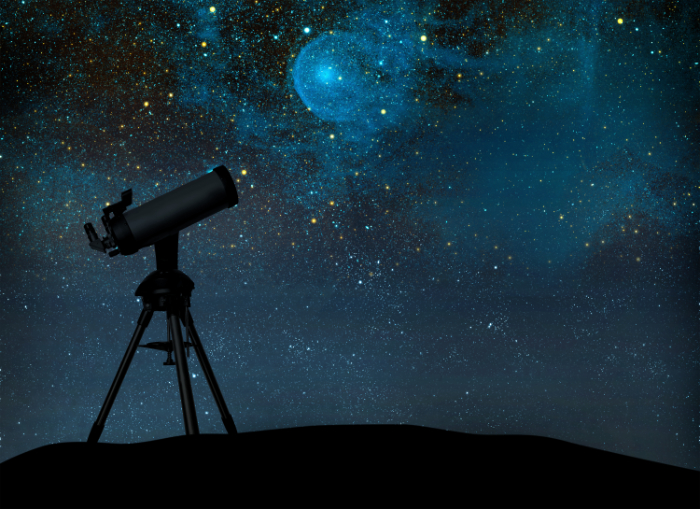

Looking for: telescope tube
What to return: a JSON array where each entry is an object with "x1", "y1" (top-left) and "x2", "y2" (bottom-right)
[{"x1": 110, "y1": 165, "x2": 238, "y2": 256}]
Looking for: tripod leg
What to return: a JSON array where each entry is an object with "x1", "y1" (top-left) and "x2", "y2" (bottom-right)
[
  {"x1": 169, "y1": 309, "x2": 199, "y2": 435},
  {"x1": 181, "y1": 309, "x2": 238, "y2": 434},
  {"x1": 88, "y1": 309, "x2": 154, "y2": 443}
]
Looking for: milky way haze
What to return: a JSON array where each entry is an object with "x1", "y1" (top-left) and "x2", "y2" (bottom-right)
[{"x1": 1, "y1": 0, "x2": 698, "y2": 470}]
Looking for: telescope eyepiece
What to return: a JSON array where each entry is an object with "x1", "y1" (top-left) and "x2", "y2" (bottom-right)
[
  {"x1": 84, "y1": 223, "x2": 98, "y2": 243},
  {"x1": 84, "y1": 223, "x2": 107, "y2": 252}
]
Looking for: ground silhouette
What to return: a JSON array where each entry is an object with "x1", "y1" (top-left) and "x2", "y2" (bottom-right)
[{"x1": 1, "y1": 425, "x2": 697, "y2": 508}]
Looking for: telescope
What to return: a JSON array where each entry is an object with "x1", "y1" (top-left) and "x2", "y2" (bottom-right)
[
  {"x1": 83, "y1": 165, "x2": 240, "y2": 444},
  {"x1": 84, "y1": 165, "x2": 238, "y2": 257}
]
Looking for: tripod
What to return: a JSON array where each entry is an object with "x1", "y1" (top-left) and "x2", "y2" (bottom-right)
[{"x1": 87, "y1": 233, "x2": 237, "y2": 443}]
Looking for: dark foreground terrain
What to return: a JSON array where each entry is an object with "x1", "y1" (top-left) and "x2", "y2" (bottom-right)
[{"x1": 0, "y1": 425, "x2": 697, "y2": 508}]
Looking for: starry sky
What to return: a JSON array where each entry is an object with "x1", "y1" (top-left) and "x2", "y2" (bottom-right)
[{"x1": 1, "y1": 0, "x2": 698, "y2": 469}]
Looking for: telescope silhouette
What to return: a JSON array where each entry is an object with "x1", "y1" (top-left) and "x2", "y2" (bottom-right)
[{"x1": 83, "y1": 165, "x2": 239, "y2": 442}]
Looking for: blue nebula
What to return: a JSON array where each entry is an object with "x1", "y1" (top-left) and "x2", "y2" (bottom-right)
[{"x1": 292, "y1": 31, "x2": 413, "y2": 132}]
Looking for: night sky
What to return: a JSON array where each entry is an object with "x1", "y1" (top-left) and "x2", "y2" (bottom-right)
[{"x1": 1, "y1": 0, "x2": 698, "y2": 470}]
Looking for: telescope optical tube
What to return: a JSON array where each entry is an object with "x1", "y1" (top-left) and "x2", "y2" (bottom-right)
[{"x1": 108, "y1": 165, "x2": 238, "y2": 256}]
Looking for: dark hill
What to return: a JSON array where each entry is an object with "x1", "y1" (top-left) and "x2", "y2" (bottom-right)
[{"x1": 0, "y1": 425, "x2": 697, "y2": 508}]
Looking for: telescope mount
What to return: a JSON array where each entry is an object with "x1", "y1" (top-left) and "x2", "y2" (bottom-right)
[{"x1": 87, "y1": 232, "x2": 237, "y2": 443}]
